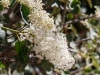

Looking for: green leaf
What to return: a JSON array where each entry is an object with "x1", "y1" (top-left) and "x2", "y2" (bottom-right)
[
  {"x1": 3, "y1": 14, "x2": 10, "y2": 24},
  {"x1": 39, "y1": 60, "x2": 54, "y2": 71},
  {"x1": 51, "y1": 7, "x2": 60, "y2": 16},
  {"x1": 0, "y1": 5, "x2": 3, "y2": 11},
  {"x1": 0, "y1": 62, "x2": 5, "y2": 68},
  {"x1": 10, "y1": 0, "x2": 16, "y2": 8},
  {"x1": 15, "y1": 40, "x2": 29, "y2": 64},
  {"x1": 71, "y1": 6, "x2": 80, "y2": 14},
  {"x1": 84, "y1": 67, "x2": 92, "y2": 72},
  {"x1": 71, "y1": 0, "x2": 81, "y2": 8},
  {"x1": 64, "y1": 71, "x2": 70, "y2": 74},
  {"x1": 66, "y1": 32, "x2": 75, "y2": 42},
  {"x1": 92, "y1": 57, "x2": 99, "y2": 68},
  {"x1": 68, "y1": 25, "x2": 78, "y2": 37},
  {"x1": 67, "y1": 13, "x2": 74, "y2": 20},
  {"x1": 20, "y1": 5, "x2": 30, "y2": 25},
  {"x1": 90, "y1": 19, "x2": 99, "y2": 25},
  {"x1": 95, "y1": 70, "x2": 100, "y2": 74}
]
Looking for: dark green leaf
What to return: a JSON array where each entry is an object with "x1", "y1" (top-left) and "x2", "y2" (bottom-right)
[
  {"x1": 66, "y1": 32, "x2": 75, "y2": 42},
  {"x1": 15, "y1": 40, "x2": 29, "y2": 64},
  {"x1": 71, "y1": 0, "x2": 81, "y2": 8},
  {"x1": 0, "y1": 5, "x2": 3, "y2": 11},
  {"x1": 20, "y1": 5, "x2": 30, "y2": 25},
  {"x1": 64, "y1": 71, "x2": 70, "y2": 74},
  {"x1": 71, "y1": 6, "x2": 80, "y2": 14},
  {"x1": 10, "y1": 0, "x2": 16, "y2": 8},
  {"x1": 3, "y1": 14, "x2": 10, "y2": 24},
  {"x1": 39, "y1": 60, "x2": 54, "y2": 71}
]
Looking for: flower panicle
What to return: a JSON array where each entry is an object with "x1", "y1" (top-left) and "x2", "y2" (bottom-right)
[{"x1": 19, "y1": 0, "x2": 75, "y2": 70}]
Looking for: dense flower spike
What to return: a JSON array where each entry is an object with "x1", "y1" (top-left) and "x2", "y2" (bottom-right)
[{"x1": 19, "y1": 0, "x2": 75, "y2": 70}]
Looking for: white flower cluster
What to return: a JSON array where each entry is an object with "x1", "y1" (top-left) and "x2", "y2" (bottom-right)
[
  {"x1": 18, "y1": 0, "x2": 43, "y2": 10},
  {"x1": 19, "y1": 0, "x2": 75, "y2": 70},
  {"x1": 0, "y1": 0, "x2": 10, "y2": 8},
  {"x1": 29, "y1": 10, "x2": 55, "y2": 30}
]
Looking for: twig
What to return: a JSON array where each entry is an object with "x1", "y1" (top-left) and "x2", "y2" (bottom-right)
[
  {"x1": 45, "y1": 0, "x2": 54, "y2": 10},
  {"x1": 0, "y1": 26, "x2": 27, "y2": 33},
  {"x1": 76, "y1": 35, "x2": 100, "y2": 45},
  {"x1": 61, "y1": 2, "x2": 67, "y2": 26},
  {"x1": 57, "y1": 14, "x2": 96, "y2": 28},
  {"x1": 76, "y1": 38, "x2": 91, "y2": 44},
  {"x1": 70, "y1": 63, "x2": 93, "y2": 75},
  {"x1": 70, "y1": 67, "x2": 84, "y2": 75},
  {"x1": 65, "y1": 14, "x2": 96, "y2": 25}
]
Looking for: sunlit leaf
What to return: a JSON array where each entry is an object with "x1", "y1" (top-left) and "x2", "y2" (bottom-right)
[
  {"x1": 51, "y1": 7, "x2": 60, "y2": 16},
  {"x1": 69, "y1": 25, "x2": 78, "y2": 37},
  {"x1": 0, "y1": 62, "x2": 5, "y2": 68},
  {"x1": 92, "y1": 57, "x2": 99, "y2": 68},
  {"x1": 67, "y1": 13, "x2": 74, "y2": 20}
]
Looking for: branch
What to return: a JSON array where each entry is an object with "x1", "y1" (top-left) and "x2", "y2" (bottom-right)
[
  {"x1": 76, "y1": 35, "x2": 100, "y2": 45},
  {"x1": 70, "y1": 67, "x2": 84, "y2": 75},
  {"x1": 0, "y1": 26, "x2": 27, "y2": 33},
  {"x1": 0, "y1": 50, "x2": 39, "y2": 64},
  {"x1": 57, "y1": 14, "x2": 96, "y2": 28},
  {"x1": 76, "y1": 38, "x2": 91, "y2": 44},
  {"x1": 45, "y1": 0, "x2": 54, "y2": 10},
  {"x1": 65, "y1": 14, "x2": 96, "y2": 25},
  {"x1": 70, "y1": 63, "x2": 93, "y2": 75},
  {"x1": 61, "y1": 2, "x2": 67, "y2": 26}
]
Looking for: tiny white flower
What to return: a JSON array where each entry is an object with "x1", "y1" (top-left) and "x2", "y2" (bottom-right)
[{"x1": 1, "y1": 0, "x2": 10, "y2": 8}]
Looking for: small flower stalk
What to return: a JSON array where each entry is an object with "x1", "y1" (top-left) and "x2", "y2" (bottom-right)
[{"x1": 19, "y1": 0, "x2": 75, "y2": 70}]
